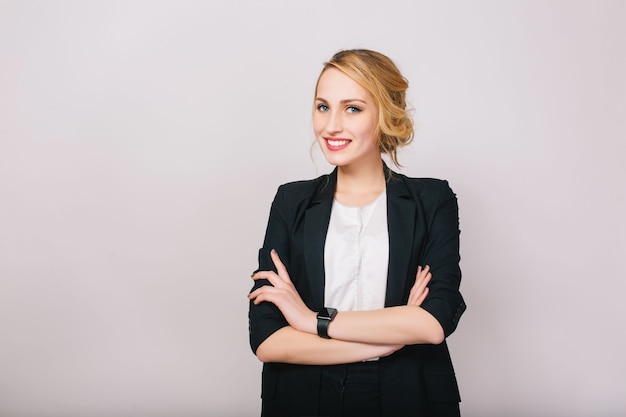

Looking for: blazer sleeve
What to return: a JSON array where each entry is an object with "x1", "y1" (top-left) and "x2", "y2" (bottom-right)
[
  {"x1": 419, "y1": 180, "x2": 466, "y2": 338},
  {"x1": 248, "y1": 185, "x2": 291, "y2": 354}
]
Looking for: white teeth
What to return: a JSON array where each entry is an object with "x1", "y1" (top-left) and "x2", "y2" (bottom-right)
[{"x1": 328, "y1": 139, "x2": 349, "y2": 146}]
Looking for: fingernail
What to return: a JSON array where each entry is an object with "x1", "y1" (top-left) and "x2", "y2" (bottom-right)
[{"x1": 271, "y1": 249, "x2": 276, "y2": 255}]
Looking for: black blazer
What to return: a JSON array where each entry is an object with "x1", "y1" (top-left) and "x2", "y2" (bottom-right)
[{"x1": 249, "y1": 165, "x2": 466, "y2": 417}]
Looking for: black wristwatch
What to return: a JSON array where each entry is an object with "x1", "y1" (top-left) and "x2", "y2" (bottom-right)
[{"x1": 316, "y1": 307, "x2": 338, "y2": 339}]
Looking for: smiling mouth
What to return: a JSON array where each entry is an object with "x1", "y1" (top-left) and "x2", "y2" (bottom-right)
[{"x1": 325, "y1": 137, "x2": 351, "y2": 150}]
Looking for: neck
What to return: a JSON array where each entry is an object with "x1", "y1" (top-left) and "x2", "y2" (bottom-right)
[{"x1": 336, "y1": 158, "x2": 386, "y2": 196}]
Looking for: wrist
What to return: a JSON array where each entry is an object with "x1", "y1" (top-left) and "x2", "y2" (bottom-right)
[
  {"x1": 316, "y1": 307, "x2": 338, "y2": 339},
  {"x1": 307, "y1": 310, "x2": 318, "y2": 334}
]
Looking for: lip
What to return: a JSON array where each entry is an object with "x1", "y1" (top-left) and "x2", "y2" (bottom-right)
[{"x1": 324, "y1": 137, "x2": 351, "y2": 151}]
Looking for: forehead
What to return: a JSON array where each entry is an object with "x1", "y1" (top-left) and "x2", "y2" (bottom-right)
[{"x1": 316, "y1": 68, "x2": 372, "y2": 101}]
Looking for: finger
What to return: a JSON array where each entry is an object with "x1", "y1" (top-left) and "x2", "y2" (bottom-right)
[
  {"x1": 408, "y1": 270, "x2": 432, "y2": 305},
  {"x1": 270, "y1": 249, "x2": 286, "y2": 273},
  {"x1": 409, "y1": 282, "x2": 430, "y2": 305},
  {"x1": 250, "y1": 290, "x2": 273, "y2": 305},
  {"x1": 416, "y1": 265, "x2": 430, "y2": 280},
  {"x1": 414, "y1": 287, "x2": 430, "y2": 306},
  {"x1": 270, "y1": 249, "x2": 292, "y2": 283},
  {"x1": 408, "y1": 287, "x2": 423, "y2": 305},
  {"x1": 251, "y1": 270, "x2": 282, "y2": 287},
  {"x1": 414, "y1": 273, "x2": 432, "y2": 298},
  {"x1": 410, "y1": 270, "x2": 430, "y2": 294},
  {"x1": 248, "y1": 285, "x2": 268, "y2": 300},
  {"x1": 412, "y1": 273, "x2": 429, "y2": 290},
  {"x1": 249, "y1": 289, "x2": 273, "y2": 305},
  {"x1": 415, "y1": 266, "x2": 432, "y2": 284},
  {"x1": 408, "y1": 285, "x2": 422, "y2": 305},
  {"x1": 248, "y1": 286, "x2": 282, "y2": 305}
]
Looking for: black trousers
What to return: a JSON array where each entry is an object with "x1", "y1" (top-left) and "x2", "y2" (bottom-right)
[
  {"x1": 318, "y1": 361, "x2": 382, "y2": 417},
  {"x1": 316, "y1": 361, "x2": 461, "y2": 417}
]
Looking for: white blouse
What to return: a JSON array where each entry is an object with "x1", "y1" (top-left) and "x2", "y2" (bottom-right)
[{"x1": 323, "y1": 190, "x2": 389, "y2": 311}]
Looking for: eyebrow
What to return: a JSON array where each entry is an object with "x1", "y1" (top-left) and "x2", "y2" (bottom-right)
[{"x1": 315, "y1": 97, "x2": 368, "y2": 104}]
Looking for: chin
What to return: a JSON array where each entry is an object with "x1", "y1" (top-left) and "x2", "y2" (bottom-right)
[{"x1": 321, "y1": 154, "x2": 350, "y2": 167}]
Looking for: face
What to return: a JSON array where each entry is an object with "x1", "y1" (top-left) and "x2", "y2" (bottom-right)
[{"x1": 313, "y1": 68, "x2": 380, "y2": 168}]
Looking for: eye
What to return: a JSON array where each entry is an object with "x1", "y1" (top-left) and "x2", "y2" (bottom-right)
[
  {"x1": 346, "y1": 106, "x2": 361, "y2": 113},
  {"x1": 316, "y1": 103, "x2": 329, "y2": 112}
]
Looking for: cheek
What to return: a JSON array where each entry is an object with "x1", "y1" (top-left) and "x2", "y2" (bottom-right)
[
  {"x1": 368, "y1": 119, "x2": 380, "y2": 146},
  {"x1": 357, "y1": 122, "x2": 378, "y2": 145}
]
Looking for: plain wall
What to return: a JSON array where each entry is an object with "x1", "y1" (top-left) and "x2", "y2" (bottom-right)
[{"x1": 1, "y1": 1, "x2": 625, "y2": 416}]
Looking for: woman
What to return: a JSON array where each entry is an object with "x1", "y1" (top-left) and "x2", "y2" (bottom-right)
[{"x1": 248, "y1": 49, "x2": 466, "y2": 417}]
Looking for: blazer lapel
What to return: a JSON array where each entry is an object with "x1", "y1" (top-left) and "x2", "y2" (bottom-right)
[
  {"x1": 303, "y1": 169, "x2": 337, "y2": 310},
  {"x1": 385, "y1": 171, "x2": 416, "y2": 307}
]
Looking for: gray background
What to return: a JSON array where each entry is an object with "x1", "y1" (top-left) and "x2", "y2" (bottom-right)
[{"x1": 1, "y1": 1, "x2": 625, "y2": 416}]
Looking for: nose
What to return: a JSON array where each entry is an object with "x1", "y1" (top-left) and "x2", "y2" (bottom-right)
[{"x1": 326, "y1": 109, "x2": 343, "y2": 135}]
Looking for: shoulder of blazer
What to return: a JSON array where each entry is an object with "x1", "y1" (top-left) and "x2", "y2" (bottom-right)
[
  {"x1": 387, "y1": 171, "x2": 456, "y2": 205},
  {"x1": 274, "y1": 168, "x2": 337, "y2": 209}
]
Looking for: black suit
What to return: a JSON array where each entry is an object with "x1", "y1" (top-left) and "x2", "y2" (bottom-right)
[{"x1": 249, "y1": 165, "x2": 466, "y2": 416}]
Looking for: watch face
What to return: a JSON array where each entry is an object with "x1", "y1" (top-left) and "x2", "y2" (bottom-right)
[{"x1": 320, "y1": 307, "x2": 337, "y2": 319}]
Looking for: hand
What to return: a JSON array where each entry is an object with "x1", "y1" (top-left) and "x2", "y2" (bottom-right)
[
  {"x1": 248, "y1": 249, "x2": 317, "y2": 334},
  {"x1": 407, "y1": 265, "x2": 431, "y2": 306}
]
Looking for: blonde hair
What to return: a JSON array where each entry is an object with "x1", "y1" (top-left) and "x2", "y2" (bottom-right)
[{"x1": 315, "y1": 49, "x2": 414, "y2": 166}]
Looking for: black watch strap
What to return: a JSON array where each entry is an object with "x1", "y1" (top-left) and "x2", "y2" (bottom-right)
[{"x1": 317, "y1": 307, "x2": 338, "y2": 339}]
